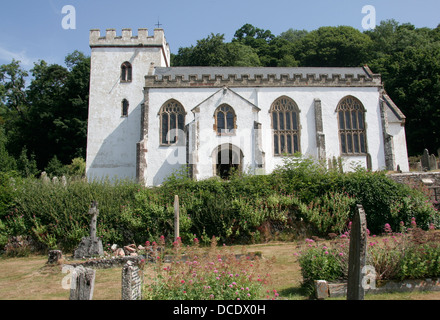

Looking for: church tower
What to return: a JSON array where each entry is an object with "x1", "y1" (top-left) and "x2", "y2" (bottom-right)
[{"x1": 86, "y1": 28, "x2": 170, "y2": 181}]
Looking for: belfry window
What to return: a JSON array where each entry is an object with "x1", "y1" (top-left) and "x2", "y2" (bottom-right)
[
  {"x1": 214, "y1": 104, "x2": 236, "y2": 135},
  {"x1": 121, "y1": 61, "x2": 132, "y2": 82},
  {"x1": 121, "y1": 99, "x2": 129, "y2": 117},
  {"x1": 337, "y1": 96, "x2": 367, "y2": 155},
  {"x1": 159, "y1": 100, "x2": 186, "y2": 145},
  {"x1": 271, "y1": 96, "x2": 300, "y2": 155}
]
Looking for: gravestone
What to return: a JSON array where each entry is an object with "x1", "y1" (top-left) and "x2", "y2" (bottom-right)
[
  {"x1": 121, "y1": 260, "x2": 143, "y2": 300},
  {"x1": 69, "y1": 265, "x2": 96, "y2": 300},
  {"x1": 347, "y1": 204, "x2": 367, "y2": 300},
  {"x1": 73, "y1": 201, "x2": 104, "y2": 259},
  {"x1": 174, "y1": 195, "x2": 180, "y2": 241},
  {"x1": 47, "y1": 250, "x2": 62, "y2": 264},
  {"x1": 429, "y1": 154, "x2": 438, "y2": 170},
  {"x1": 421, "y1": 149, "x2": 430, "y2": 171}
]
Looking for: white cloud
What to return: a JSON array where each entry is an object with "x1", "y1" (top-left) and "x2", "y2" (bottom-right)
[{"x1": 0, "y1": 46, "x2": 34, "y2": 67}]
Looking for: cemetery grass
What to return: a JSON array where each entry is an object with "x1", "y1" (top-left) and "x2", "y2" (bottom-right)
[{"x1": 1, "y1": 241, "x2": 440, "y2": 300}]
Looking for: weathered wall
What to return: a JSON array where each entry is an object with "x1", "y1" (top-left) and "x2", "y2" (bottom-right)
[
  {"x1": 86, "y1": 29, "x2": 169, "y2": 182},
  {"x1": 145, "y1": 86, "x2": 392, "y2": 185}
]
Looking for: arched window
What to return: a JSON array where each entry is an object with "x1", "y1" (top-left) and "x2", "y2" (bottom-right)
[
  {"x1": 121, "y1": 61, "x2": 132, "y2": 82},
  {"x1": 214, "y1": 104, "x2": 236, "y2": 135},
  {"x1": 337, "y1": 96, "x2": 367, "y2": 155},
  {"x1": 121, "y1": 99, "x2": 129, "y2": 117},
  {"x1": 159, "y1": 100, "x2": 186, "y2": 145},
  {"x1": 270, "y1": 96, "x2": 300, "y2": 155}
]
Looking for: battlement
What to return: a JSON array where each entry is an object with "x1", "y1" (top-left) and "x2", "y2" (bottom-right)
[
  {"x1": 90, "y1": 28, "x2": 168, "y2": 48},
  {"x1": 145, "y1": 67, "x2": 383, "y2": 88}
]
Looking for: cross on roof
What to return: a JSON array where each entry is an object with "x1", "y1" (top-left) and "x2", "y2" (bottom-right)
[{"x1": 155, "y1": 19, "x2": 162, "y2": 28}]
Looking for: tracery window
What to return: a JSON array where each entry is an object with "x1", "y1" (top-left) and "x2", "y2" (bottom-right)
[
  {"x1": 121, "y1": 99, "x2": 129, "y2": 117},
  {"x1": 271, "y1": 96, "x2": 300, "y2": 155},
  {"x1": 121, "y1": 61, "x2": 132, "y2": 82},
  {"x1": 159, "y1": 100, "x2": 185, "y2": 145},
  {"x1": 214, "y1": 104, "x2": 236, "y2": 135},
  {"x1": 337, "y1": 96, "x2": 367, "y2": 155}
]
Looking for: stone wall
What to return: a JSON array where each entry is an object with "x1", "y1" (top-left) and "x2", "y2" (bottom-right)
[
  {"x1": 68, "y1": 256, "x2": 143, "y2": 270},
  {"x1": 388, "y1": 171, "x2": 440, "y2": 187},
  {"x1": 388, "y1": 171, "x2": 440, "y2": 204}
]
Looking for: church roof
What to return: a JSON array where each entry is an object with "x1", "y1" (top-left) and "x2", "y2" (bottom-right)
[{"x1": 153, "y1": 66, "x2": 372, "y2": 80}]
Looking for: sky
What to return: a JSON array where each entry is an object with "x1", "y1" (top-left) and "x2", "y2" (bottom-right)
[{"x1": 0, "y1": 0, "x2": 439, "y2": 71}]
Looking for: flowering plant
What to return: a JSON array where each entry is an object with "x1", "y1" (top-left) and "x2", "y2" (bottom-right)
[{"x1": 143, "y1": 236, "x2": 278, "y2": 300}]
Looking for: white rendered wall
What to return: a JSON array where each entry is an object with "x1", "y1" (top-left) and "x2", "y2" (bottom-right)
[
  {"x1": 145, "y1": 86, "x2": 391, "y2": 186},
  {"x1": 387, "y1": 108, "x2": 410, "y2": 172},
  {"x1": 86, "y1": 46, "x2": 165, "y2": 181}
]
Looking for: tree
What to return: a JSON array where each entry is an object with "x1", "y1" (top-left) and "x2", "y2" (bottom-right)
[
  {"x1": 294, "y1": 26, "x2": 374, "y2": 67},
  {"x1": 172, "y1": 33, "x2": 261, "y2": 67},
  {"x1": 0, "y1": 60, "x2": 29, "y2": 120},
  {"x1": 365, "y1": 20, "x2": 440, "y2": 155},
  {"x1": 379, "y1": 45, "x2": 440, "y2": 156},
  {"x1": 279, "y1": 28, "x2": 308, "y2": 43},
  {"x1": 0, "y1": 52, "x2": 90, "y2": 172}
]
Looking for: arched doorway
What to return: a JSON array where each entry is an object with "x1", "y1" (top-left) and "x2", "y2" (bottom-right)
[{"x1": 212, "y1": 144, "x2": 243, "y2": 179}]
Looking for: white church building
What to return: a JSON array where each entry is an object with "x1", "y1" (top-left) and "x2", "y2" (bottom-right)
[{"x1": 85, "y1": 28, "x2": 409, "y2": 186}]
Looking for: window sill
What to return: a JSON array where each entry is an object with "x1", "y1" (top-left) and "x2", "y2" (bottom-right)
[{"x1": 340, "y1": 153, "x2": 368, "y2": 157}]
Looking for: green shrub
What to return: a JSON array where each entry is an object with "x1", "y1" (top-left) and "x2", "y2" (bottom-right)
[
  {"x1": 297, "y1": 239, "x2": 346, "y2": 294},
  {"x1": 0, "y1": 172, "x2": 16, "y2": 218},
  {"x1": 301, "y1": 191, "x2": 357, "y2": 235},
  {"x1": 6, "y1": 177, "x2": 139, "y2": 251},
  {"x1": 1, "y1": 154, "x2": 438, "y2": 253}
]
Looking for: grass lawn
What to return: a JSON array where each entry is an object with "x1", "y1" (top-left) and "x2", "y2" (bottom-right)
[{"x1": 0, "y1": 241, "x2": 439, "y2": 300}]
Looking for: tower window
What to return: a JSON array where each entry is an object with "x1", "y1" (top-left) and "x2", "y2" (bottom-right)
[
  {"x1": 121, "y1": 61, "x2": 132, "y2": 82},
  {"x1": 122, "y1": 99, "x2": 129, "y2": 117}
]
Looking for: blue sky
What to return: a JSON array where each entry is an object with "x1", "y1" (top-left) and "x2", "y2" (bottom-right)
[{"x1": 1, "y1": 0, "x2": 439, "y2": 70}]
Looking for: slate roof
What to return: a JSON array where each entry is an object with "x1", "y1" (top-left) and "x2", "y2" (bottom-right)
[{"x1": 153, "y1": 66, "x2": 372, "y2": 80}]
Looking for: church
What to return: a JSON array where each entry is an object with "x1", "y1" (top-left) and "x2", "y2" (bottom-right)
[{"x1": 85, "y1": 28, "x2": 409, "y2": 186}]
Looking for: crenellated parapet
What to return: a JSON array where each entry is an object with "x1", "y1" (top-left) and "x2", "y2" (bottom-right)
[
  {"x1": 145, "y1": 66, "x2": 382, "y2": 88},
  {"x1": 90, "y1": 28, "x2": 168, "y2": 48}
]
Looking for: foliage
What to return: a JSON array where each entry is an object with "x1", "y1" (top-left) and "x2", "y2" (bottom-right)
[
  {"x1": 3, "y1": 177, "x2": 139, "y2": 252},
  {"x1": 144, "y1": 236, "x2": 278, "y2": 300},
  {"x1": 1, "y1": 154, "x2": 437, "y2": 253},
  {"x1": 0, "y1": 51, "x2": 89, "y2": 175},
  {"x1": 293, "y1": 26, "x2": 374, "y2": 67},
  {"x1": 296, "y1": 221, "x2": 440, "y2": 295},
  {"x1": 297, "y1": 238, "x2": 346, "y2": 293}
]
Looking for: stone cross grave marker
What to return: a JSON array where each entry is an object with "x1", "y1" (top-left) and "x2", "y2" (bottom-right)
[
  {"x1": 73, "y1": 201, "x2": 104, "y2": 259},
  {"x1": 347, "y1": 204, "x2": 367, "y2": 300}
]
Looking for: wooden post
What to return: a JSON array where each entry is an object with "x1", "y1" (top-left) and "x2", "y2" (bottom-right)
[
  {"x1": 174, "y1": 195, "x2": 180, "y2": 241},
  {"x1": 347, "y1": 204, "x2": 367, "y2": 300}
]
